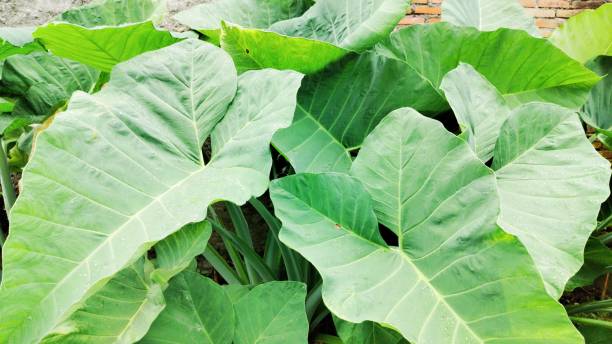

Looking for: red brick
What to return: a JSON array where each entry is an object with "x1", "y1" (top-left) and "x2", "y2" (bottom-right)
[
  {"x1": 538, "y1": 0, "x2": 571, "y2": 8},
  {"x1": 556, "y1": 9, "x2": 584, "y2": 17},
  {"x1": 536, "y1": 18, "x2": 561, "y2": 28},
  {"x1": 526, "y1": 8, "x2": 557, "y2": 17},
  {"x1": 399, "y1": 16, "x2": 425, "y2": 25},
  {"x1": 412, "y1": 0, "x2": 428, "y2": 4},
  {"x1": 413, "y1": 6, "x2": 441, "y2": 15},
  {"x1": 427, "y1": 17, "x2": 441, "y2": 23},
  {"x1": 521, "y1": 0, "x2": 537, "y2": 7},
  {"x1": 570, "y1": 1, "x2": 607, "y2": 9}
]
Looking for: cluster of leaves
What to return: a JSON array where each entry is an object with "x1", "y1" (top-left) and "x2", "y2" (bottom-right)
[{"x1": 0, "y1": 0, "x2": 610, "y2": 343}]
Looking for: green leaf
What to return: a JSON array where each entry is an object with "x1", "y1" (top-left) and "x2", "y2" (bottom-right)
[
  {"x1": 273, "y1": 22, "x2": 600, "y2": 174},
  {"x1": 0, "y1": 52, "x2": 99, "y2": 134},
  {"x1": 151, "y1": 221, "x2": 212, "y2": 285},
  {"x1": 573, "y1": 318, "x2": 612, "y2": 344},
  {"x1": 33, "y1": 0, "x2": 180, "y2": 72},
  {"x1": 220, "y1": 22, "x2": 348, "y2": 74},
  {"x1": 334, "y1": 316, "x2": 407, "y2": 344},
  {"x1": 54, "y1": 0, "x2": 166, "y2": 26},
  {"x1": 40, "y1": 221, "x2": 212, "y2": 344},
  {"x1": 549, "y1": 3, "x2": 611, "y2": 64},
  {"x1": 442, "y1": 0, "x2": 539, "y2": 36},
  {"x1": 270, "y1": 0, "x2": 409, "y2": 52},
  {"x1": 41, "y1": 258, "x2": 165, "y2": 344},
  {"x1": 175, "y1": 0, "x2": 312, "y2": 44},
  {"x1": 377, "y1": 22, "x2": 600, "y2": 110},
  {"x1": 440, "y1": 63, "x2": 512, "y2": 162},
  {"x1": 492, "y1": 103, "x2": 611, "y2": 298},
  {"x1": 272, "y1": 110, "x2": 583, "y2": 343},
  {"x1": 582, "y1": 56, "x2": 612, "y2": 140},
  {"x1": 0, "y1": 39, "x2": 303, "y2": 343},
  {"x1": 140, "y1": 272, "x2": 234, "y2": 344},
  {"x1": 0, "y1": 27, "x2": 43, "y2": 61},
  {"x1": 272, "y1": 51, "x2": 439, "y2": 173},
  {"x1": 233, "y1": 281, "x2": 308, "y2": 344},
  {"x1": 0, "y1": 97, "x2": 14, "y2": 113},
  {"x1": 566, "y1": 238, "x2": 612, "y2": 291}
]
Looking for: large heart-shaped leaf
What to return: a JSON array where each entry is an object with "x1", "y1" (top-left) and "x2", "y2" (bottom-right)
[
  {"x1": 443, "y1": 64, "x2": 610, "y2": 298},
  {"x1": 41, "y1": 221, "x2": 211, "y2": 343},
  {"x1": 219, "y1": 0, "x2": 408, "y2": 73},
  {"x1": 220, "y1": 22, "x2": 348, "y2": 74},
  {"x1": 34, "y1": 0, "x2": 180, "y2": 72},
  {"x1": 233, "y1": 281, "x2": 308, "y2": 344},
  {"x1": 376, "y1": 23, "x2": 600, "y2": 110},
  {"x1": 271, "y1": 109, "x2": 583, "y2": 343},
  {"x1": 272, "y1": 23, "x2": 599, "y2": 174},
  {"x1": 0, "y1": 52, "x2": 99, "y2": 134},
  {"x1": 140, "y1": 271, "x2": 235, "y2": 344},
  {"x1": 175, "y1": 0, "x2": 312, "y2": 44},
  {"x1": 270, "y1": 0, "x2": 409, "y2": 52},
  {"x1": 440, "y1": 63, "x2": 512, "y2": 163},
  {"x1": 42, "y1": 258, "x2": 165, "y2": 344},
  {"x1": 492, "y1": 103, "x2": 611, "y2": 298},
  {"x1": 549, "y1": 3, "x2": 611, "y2": 64},
  {"x1": 0, "y1": 39, "x2": 303, "y2": 343},
  {"x1": 442, "y1": 0, "x2": 539, "y2": 36}
]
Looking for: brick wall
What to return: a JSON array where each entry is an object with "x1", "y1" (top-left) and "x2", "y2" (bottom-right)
[{"x1": 399, "y1": 0, "x2": 610, "y2": 36}]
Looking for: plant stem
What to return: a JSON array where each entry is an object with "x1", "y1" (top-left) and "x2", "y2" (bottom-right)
[
  {"x1": 313, "y1": 334, "x2": 342, "y2": 344},
  {"x1": 249, "y1": 197, "x2": 303, "y2": 281},
  {"x1": 0, "y1": 142, "x2": 15, "y2": 212},
  {"x1": 209, "y1": 218, "x2": 275, "y2": 282},
  {"x1": 566, "y1": 299, "x2": 612, "y2": 315},
  {"x1": 202, "y1": 244, "x2": 244, "y2": 285},
  {"x1": 225, "y1": 202, "x2": 259, "y2": 283},
  {"x1": 600, "y1": 231, "x2": 612, "y2": 245},
  {"x1": 208, "y1": 207, "x2": 249, "y2": 283},
  {"x1": 306, "y1": 279, "x2": 323, "y2": 321},
  {"x1": 596, "y1": 213, "x2": 612, "y2": 232},
  {"x1": 0, "y1": 142, "x2": 15, "y2": 246},
  {"x1": 310, "y1": 307, "x2": 330, "y2": 334},
  {"x1": 571, "y1": 316, "x2": 612, "y2": 329}
]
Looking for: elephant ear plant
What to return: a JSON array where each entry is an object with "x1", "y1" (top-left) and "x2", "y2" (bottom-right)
[{"x1": 0, "y1": 0, "x2": 611, "y2": 343}]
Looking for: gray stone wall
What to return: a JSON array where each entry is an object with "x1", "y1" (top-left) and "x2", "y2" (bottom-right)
[{"x1": 0, "y1": 0, "x2": 206, "y2": 26}]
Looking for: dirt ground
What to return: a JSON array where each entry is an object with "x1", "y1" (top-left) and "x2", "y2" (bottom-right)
[{"x1": 0, "y1": 0, "x2": 207, "y2": 26}]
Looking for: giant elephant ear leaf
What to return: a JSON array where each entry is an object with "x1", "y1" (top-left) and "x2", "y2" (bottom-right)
[
  {"x1": 376, "y1": 23, "x2": 600, "y2": 110},
  {"x1": 41, "y1": 221, "x2": 212, "y2": 344},
  {"x1": 33, "y1": 0, "x2": 180, "y2": 72},
  {"x1": 492, "y1": 103, "x2": 611, "y2": 298},
  {"x1": 442, "y1": 0, "x2": 539, "y2": 36},
  {"x1": 219, "y1": 0, "x2": 409, "y2": 73},
  {"x1": 0, "y1": 39, "x2": 303, "y2": 343},
  {"x1": 272, "y1": 109, "x2": 583, "y2": 343},
  {"x1": 175, "y1": 0, "x2": 312, "y2": 44},
  {"x1": 270, "y1": 0, "x2": 409, "y2": 52},
  {"x1": 220, "y1": 22, "x2": 348, "y2": 74},
  {"x1": 272, "y1": 22, "x2": 600, "y2": 174},
  {"x1": 549, "y1": 3, "x2": 611, "y2": 64}
]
